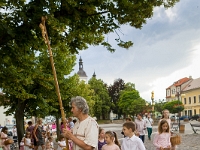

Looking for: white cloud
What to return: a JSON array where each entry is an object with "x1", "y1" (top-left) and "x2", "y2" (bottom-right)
[{"x1": 73, "y1": 0, "x2": 200, "y2": 101}]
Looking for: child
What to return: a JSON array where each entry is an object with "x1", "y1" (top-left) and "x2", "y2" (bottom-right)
[
  {"x1": 102, "y1": 131, "x2": 120, "y2": 150},
  {"x1": 20, "y1": 137, "x2": 25, "y2": 150},
  {"x1": 1, "y1": 126, "x2": 10, "y2": 150},
  {"x1": 98, "y1": 127, "x2": 106, "y2": 150},
  {"x1": 135, "y1": 113, "x2": 146, "y2": 143},
  {"x1": 24, "y1": 132, "x2": 32, "y2": 150},
  {"x1": 121, "y1": 122, "x2": 146, "y2": 150},
  {"x1": 153, "y1": 119, "x2": 171, "y2": 150},
  {"x1": 57, "y1": 135, "x2": 66, "y2": 150},
  {"x1": 160, "y1": 109, "x2": 171, "y2": 128},
  {"x1": 45, "y1": 141, "x2": 54, "y2": 150},
  {"x1": 121, "y1": 117, "x2": 132, "y2": 137},
  {"x1": 47, "y1": 137, "x2": 54, "y2": 150}
]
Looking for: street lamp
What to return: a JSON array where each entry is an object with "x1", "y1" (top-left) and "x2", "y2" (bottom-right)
[{"x1": 172, "y1": 92, "x2": 186, "y2": 129}]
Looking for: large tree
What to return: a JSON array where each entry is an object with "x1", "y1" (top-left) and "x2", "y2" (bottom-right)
[
  {"x1": 0, "y1": 0, "x2": 180, "y2": 143},
  {"x1": 88, "y1": 77, "x2": 111, "y2": 120},
  {"x1": 118, "y1": 89, "x2": 146, "y2": 118},
  {"x1": 108, "y1": 78, "x2": 125, "y2": 118}
]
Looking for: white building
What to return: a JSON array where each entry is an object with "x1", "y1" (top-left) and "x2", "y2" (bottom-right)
[
  {"x1": 77, "y1": 57, "x2": 88, "y2": 83},
  {"x1": 0, "y1": 106, "x2": 15, "y2": 126}
]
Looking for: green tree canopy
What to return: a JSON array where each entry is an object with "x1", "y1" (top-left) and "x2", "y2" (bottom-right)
[
  {"x1": 0, "y1": 0, "x2": 179, "y2": 53},
  {"x1": 88, "y1": 77, "x2": 111, "y2": 120},
  {"x1": 118, "y1": 89, "x2": 146, "y2": 118},
  {"x1": 0, "y1": 0, "x2": 180, "y2": 144},
  {"x1": 108, "y1": 78, "x2": 125, "y2": 118},
  {"x1": 163, "y1": 100, "x2": 184, "y2": 114}
]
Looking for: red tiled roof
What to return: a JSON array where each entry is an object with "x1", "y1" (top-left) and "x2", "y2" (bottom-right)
[{"x1": 166, "y1": 77, "x2": 191, "y2": 89}]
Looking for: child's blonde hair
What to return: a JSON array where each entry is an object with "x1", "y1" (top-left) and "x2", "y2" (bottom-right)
[
  {"x1": 25, "y1": 131, "x2": 31, "y2": 138},
  {"x1": 158, "y1": 119, "x2": 170, "y2": 134}
]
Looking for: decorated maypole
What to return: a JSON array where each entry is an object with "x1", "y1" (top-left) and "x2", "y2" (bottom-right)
[{"x1": 39, "y1": 16, "x2": 69, "y2": 150}]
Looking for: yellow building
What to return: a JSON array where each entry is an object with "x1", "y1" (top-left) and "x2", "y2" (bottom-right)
[{"x1": 181, "y1": 77, "x2": 200, "y2": 116}]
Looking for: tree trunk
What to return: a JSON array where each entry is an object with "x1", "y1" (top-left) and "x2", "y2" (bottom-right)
[
  {"x1": 56, "y1": 115, "x2": 60, "y2": 139},
  {"x1": 15, "y1": 99, "x2": 25, "y2": 146}
]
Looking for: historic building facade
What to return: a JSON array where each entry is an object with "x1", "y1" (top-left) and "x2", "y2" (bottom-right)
[
  {"x1": 166, "y1": 76, "x2": 200, "y2": 116},
  {"x1": 181, "y1": 77, "x2": 200, "y2": 116}
]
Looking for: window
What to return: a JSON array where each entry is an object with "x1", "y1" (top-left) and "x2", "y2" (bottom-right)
[
  {"x1": 185, "y1": 110, "x2": 187, "y2": 115},
  {"x1": 184, "y1": 98, "x2": 186, "y2": 104},
  {"x1": 189, "y1": 97, "x2": 191, "y2": 104},
  {"x1": 194, "y1": 96, "x2": 196, "y2": 103},
  {"x1": 194, "y1": 109, "x2": 196, "y2": 115},
  {"x1": 199, "y1": 95, "x2": 200, "y2": 103}
]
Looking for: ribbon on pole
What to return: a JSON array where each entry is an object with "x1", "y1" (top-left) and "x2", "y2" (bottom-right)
[{"x1": 39, "y1": 16, "x2": 69, "y2": 150}]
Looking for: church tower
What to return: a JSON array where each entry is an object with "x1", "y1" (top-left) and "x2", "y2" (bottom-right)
[
  {"x1": 92, "y1": 71, "x2": 96, "y2": 78},
  {"x1": 77, "y1": 57, "x2": 88, "y2": 82}
]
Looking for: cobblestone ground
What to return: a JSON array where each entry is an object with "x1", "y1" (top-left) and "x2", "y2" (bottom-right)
[
  {"x1": 144, "y1": 133, "x2": 200, "y2": 150},
  {"x1": 15, "y1": 132, "x2": 200, "y2": 150},
  {"x1": 114, "y1": 129, "x2": 200, "y2": 150},
  {"x1": 15, "y1": 124, "x2": 200, "y2": 150}
]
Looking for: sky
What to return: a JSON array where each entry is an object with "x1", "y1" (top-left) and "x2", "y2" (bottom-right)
[{"x1": 72, "y1": 0, "x2": 200, "y2": 103}]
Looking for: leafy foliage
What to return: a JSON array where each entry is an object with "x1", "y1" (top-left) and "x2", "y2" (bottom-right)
[
  {"x1": 88, "y1": 77, "x2": 111, "y2": 120},
  {"x1": 0, "y1": 0, "x2": 180, "y2": 144},
  {"x1": 108, "y1": 78, "x2": 125, "y2": 117},
  {"x1": 163, "y1": 100, "x2": 184, "y2": 114},
  {"x1": 155, "y1": 99, "x2": 166, "y2": 113},
  {"x1": 0, "y1": 0, "x2": 180, "y2": 53},
  {"x1": 118, "y1": 89, "x2": 146, "y2": 117}
]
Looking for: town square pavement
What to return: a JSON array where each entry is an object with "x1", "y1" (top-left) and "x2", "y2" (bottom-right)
[
  {"x1": 100, "y1": 120, "x2": 200, "y2": 150},
  {"x1": 15, "y1": 120, "x2": 200, "y2": 150}
]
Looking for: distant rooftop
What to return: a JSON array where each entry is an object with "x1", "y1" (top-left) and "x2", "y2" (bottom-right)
[
  {"x1": 182, "y1": 77, "x2": 200, "y2": 91},
  {"x1": 166, "y1": 77, "x2": 192, "y2": 89}
]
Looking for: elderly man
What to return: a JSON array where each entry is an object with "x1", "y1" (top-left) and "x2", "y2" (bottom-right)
[{"x1": 63, "y1": 96, "x2": 99, "y2": 150}]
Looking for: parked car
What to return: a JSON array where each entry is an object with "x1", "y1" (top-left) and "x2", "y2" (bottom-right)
[
  {"x1": 157, "y1": 116, "x2": 162, "y2": 119},
  {"x1": 179, "y1": 115, "x2": 191, "y2": 120},
  {"x1": 170, "y1": 115, "x2": 179, "y2": 120},
  {"x1": 191, "y1": 114, "x2": 200, "y2": 121}
]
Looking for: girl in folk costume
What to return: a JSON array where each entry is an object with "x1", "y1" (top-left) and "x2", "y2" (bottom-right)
[
  {"x1": 153, "y1": 120, "x2": 171, "y2": 150},
  {"x1": 1, "y1": 127, "x2": 11, "y2": 150},
  {"x1": 102, "y1": 131, "x2": 121, "y2": 150},
  {"x1": 24, "y1": 132, "x2": 33, "y2": 150}
]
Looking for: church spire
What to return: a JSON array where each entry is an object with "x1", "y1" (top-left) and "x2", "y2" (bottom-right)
[
  {"x1": 92, "y1": 71, "x2": 96, "y2": 78},
  {"x1": 77, "y1": 56, "x2": 87, "y2": 82},
  {"x1": 79, "y1": 56, "x2": 83, "y2": 70}
]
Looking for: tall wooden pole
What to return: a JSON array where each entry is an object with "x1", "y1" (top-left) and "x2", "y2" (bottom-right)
[{"x1": 39, "y1": 16, "x2": 69, "y2": 150}]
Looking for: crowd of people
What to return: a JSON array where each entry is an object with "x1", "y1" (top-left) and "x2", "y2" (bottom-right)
[{"x1": 0, "y1": 96, "x2": 176, "y2": 150}]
